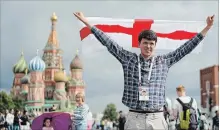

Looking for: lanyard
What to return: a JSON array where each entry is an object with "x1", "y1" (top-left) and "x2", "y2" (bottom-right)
[{"x1": 138, "y1": 56, "x2": 155, "y2": 86}]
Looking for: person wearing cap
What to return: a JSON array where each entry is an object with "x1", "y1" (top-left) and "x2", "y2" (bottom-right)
[{"x1": 73, "y1": 12, "x2": 214, "y2": 130}]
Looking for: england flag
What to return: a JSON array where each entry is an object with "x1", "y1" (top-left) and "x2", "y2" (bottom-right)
[{"x1": 77, "y1": 17, "x2": 205, "y2": 54}]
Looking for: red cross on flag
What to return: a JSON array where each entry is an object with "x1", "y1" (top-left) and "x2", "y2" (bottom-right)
[{"x1": 78, "y1": 17, "x2": 205, "y2": 54}]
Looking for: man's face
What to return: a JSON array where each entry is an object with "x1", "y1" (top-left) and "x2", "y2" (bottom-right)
[
  {"x1": 139, "y1": 38, "x2": 156, "y2": 58},
  {"x1": 10, "y1": 109, "x2": 14, "y2": 114},
  {"x1": 176, "y1": 91, "x2": 181, "y2": 97}
]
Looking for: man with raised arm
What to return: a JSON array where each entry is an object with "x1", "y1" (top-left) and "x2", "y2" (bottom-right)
[{"x1": 73, "y1": 12, "x2": 214, "y2": 130}]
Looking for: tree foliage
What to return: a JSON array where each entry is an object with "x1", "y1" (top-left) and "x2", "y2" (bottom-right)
[
  {"x1": 0, "y1": 91, "x2": 25, "y2": 112},
  {"x1": 102, "y1": 103, "x2": 118, "y2": 121},
  {"x1": 0, "y1": 91, "x2": 15, "y2": 112},
  {"x1": 12, "y1": 97, "x2": 25, "y2": 110}
]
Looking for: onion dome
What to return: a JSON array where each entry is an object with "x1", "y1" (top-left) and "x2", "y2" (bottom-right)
[
  {"x1": 29, "y1": 50, "x2": 46, "y2": 72},
  {"x1": 54, "y1": 58, "x2": 67, "y2": 82},
  {"x1": 13, "y1": 51, "x2": 28, "y2": 74},
  {"x1": 70, "y1": 49, "x2": 82, "y2": 69},
  {"x1": 54, "y1": 70, "x2": 68, "y2": 82}
]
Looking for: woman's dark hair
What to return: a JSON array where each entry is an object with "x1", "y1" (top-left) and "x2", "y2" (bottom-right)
[
  {"x1": 43, "y1": 117, "x2": 52, "y2": 127},
  {"x1": 14, "y1": 110, "x2": 19, "y2": 116},
  {"x1": 23, "y1": 110, "x2": 27, "y2": 115},
  {"x1": 138, "y1": 30, "x2": 157, "y2": 44}
]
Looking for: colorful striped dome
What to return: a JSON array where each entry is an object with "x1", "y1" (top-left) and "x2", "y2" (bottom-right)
[
  {"x1": 29, "y1": 50, "x2": 46, "y2": 72},
  {"x1": 13, "y1": 52, "x2": 28, "y2": 74}
]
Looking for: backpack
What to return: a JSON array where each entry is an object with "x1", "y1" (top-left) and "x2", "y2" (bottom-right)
[{"x1": 177, "y1": 98, "x2": 198, "y2": 130}]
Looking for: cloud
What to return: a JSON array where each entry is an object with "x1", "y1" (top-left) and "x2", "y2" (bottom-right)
[{"x1": 1, "y1": 1, "x2": 218, "y2": 113}]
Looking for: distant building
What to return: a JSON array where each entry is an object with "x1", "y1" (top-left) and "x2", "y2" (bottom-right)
[
  {"x1": 200, "y1": 65, "x2": 219, "y2": 116},
  {"x1": 11, "y1": 13, "x2": 86, "y2": 114}
]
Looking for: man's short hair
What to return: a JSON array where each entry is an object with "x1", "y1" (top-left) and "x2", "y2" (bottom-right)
[
  {"x1": 138, "y1": 30, "x2": 157, "y2": 44},
  {"x1": 176, "y1": 85, "x2": 185, "y2": 92}
]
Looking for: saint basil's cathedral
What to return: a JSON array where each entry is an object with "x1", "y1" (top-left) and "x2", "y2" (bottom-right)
[{"x1": 11, "y1": 13, "x2": 85, "y2": 113}]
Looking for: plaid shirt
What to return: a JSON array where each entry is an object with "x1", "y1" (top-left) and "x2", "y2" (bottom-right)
[{"x1": 91, "y1": 26, "x2": 204, "y2": 111}]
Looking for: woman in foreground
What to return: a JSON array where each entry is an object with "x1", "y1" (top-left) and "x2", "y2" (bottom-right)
[{"x1": 72, "y1": 92, "x2": 89, "y2": 130}]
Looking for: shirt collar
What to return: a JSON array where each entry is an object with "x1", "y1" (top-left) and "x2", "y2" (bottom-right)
[{"x1": 139, "y1": 54, "x2": 154, "y2": 62}]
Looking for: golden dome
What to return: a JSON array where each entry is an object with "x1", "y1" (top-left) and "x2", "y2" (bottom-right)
[
  {"x1": 51, "y1": 12, "x2": 57, "y2": 21},
  {"x1": 54, "y1": 70, "x2": 68, "y2": 82}
]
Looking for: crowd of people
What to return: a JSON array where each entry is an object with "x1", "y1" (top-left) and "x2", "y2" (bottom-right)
[
  {"x1": 163, "y1": 85, "x2": 219, "y2": 130},
  {"x1": 91, "y1": 111, "x2": 126, "y2": 130},
  {"x1": 0, "y1": 109, "x2": 33, "y2": 130}
]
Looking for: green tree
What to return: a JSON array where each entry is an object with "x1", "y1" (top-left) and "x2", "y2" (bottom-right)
[
  {"x1": 12, "y1": 97, "x2": 25, "y2": 110},
  {"x1": 102, "y1": 103, "x2": 118, "y2": 121},
  {"x1": 0, "y1": 91, "x2": 15, "y2": 112}
]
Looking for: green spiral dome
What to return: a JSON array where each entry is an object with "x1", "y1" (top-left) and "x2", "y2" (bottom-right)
[{"x1": 13, "y1": 52, "x2": 28, "y2": 74}]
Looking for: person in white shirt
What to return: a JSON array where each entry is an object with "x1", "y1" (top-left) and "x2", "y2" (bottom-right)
[
  {"x1": 106, "y1": 119, "x2": 113, "y2": 130},
  {"x1": 5, "y1": 109, "x2": 14, "y2": 130},
  {"x1": 200, "y1": 113, "x2": 208, "y2": 130},
  {"x1": 173, "y1": 85, "x2": 198, "y2": 130},
  {"x1": 87, "y1": 110, "x2": 93, "y2": 130}
]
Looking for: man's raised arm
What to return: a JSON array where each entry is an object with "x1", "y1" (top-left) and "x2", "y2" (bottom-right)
[
  {"x1": 162, "y1": 15, "x2": 215, "y2": 68},
  {"x1": 73, "y1": 12, "x2": 133, "y2": 64}
]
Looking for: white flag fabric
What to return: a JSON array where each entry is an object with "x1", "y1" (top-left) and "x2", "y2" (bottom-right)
[{"x1": 78, "y1": 17, "x2": 205, "y2": 55}]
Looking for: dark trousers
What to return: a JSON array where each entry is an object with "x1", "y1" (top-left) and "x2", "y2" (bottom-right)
[{"x1": 119, "y1": 123, "x2": 125, "y2": 130}]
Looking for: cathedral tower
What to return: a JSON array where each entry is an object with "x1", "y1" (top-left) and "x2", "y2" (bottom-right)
[{"x1": 42, "y1": 13, "x2": 64, "y2": 100}]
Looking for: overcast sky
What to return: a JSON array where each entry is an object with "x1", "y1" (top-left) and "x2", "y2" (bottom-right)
[{"x1": 0, "y1": 1, "x2": 218, "y2": 113}]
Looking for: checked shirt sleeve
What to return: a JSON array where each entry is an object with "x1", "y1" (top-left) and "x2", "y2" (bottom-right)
[
  {"x1": 91, "y1": 26, "x2": 133, "y2": 64},
  {"x1": 162, "y1": 33, "x2": 204, "y2": 68}
]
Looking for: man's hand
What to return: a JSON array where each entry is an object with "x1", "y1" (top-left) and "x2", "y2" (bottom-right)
[
  {"x1": 200, "y1": 15, "x2": 215, "y2": 37},
  {"x1": 73, "y1": 12, "x2": 92, "y2": 29},
  {"x1": 206, "y1": 15, "x2": 214, "y2": 28},
  {"x1": 73, "y1": 12, "x2": 87, "y2": 23}
]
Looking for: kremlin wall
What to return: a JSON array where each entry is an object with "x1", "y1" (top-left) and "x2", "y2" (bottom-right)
[
  {"x1": 200, "y1": 65, "x2": 219, "y2": 116},
  {"x1": 11, "y1": 13, "x2": 85, "y2": 114}
]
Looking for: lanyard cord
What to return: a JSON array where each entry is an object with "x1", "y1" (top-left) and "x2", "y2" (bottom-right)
[{"x1": 138, "y1": 56, "x2": 155, "y2": 86}]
